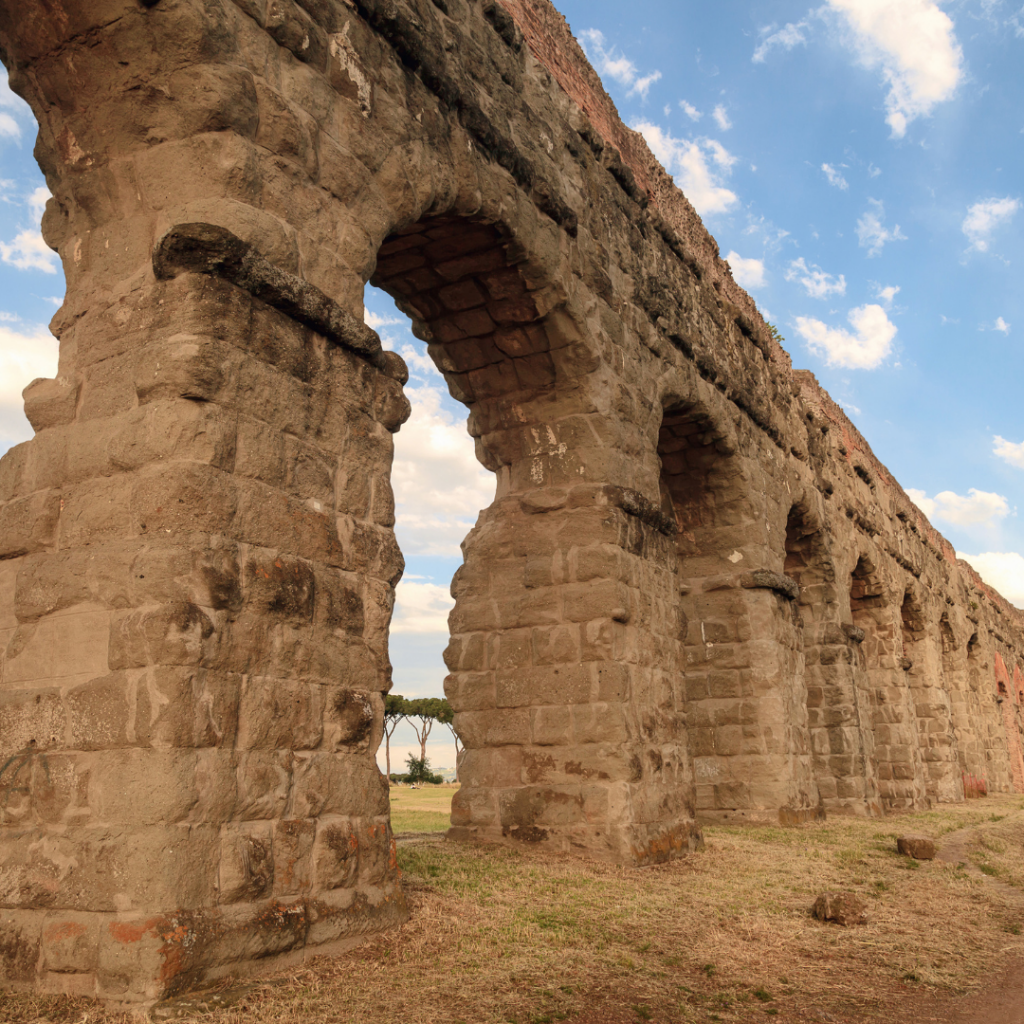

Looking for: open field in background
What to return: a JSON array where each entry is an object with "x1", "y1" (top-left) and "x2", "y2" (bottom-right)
[
  {"x1": 389, "y1": 782, "x2": 460, "y2": 834},
  {"x1": 5, "y1": 794, "x2": 1024, "y2": 1024}
]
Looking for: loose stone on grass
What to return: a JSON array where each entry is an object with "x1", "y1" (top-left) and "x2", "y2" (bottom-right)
[
  {"x1": 812, "y1": 893, "x2": 868, "y2": 926},
  {"x1": 897, "y1": 835, "x2": 937, "y2": 861}
]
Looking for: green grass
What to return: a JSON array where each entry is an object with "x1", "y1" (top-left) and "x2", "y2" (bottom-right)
[
  {"x1": 392, "y1": 807, "x2": 452, "y2": 832},
  {"x1": 389, "y1": 784, "x2": 456, "y2": 833}
]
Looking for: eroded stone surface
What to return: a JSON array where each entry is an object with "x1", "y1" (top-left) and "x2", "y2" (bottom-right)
[
  {"x1": 812, "y1": 893, "x2": 868, "y2": 927},
  {"x1": 897, "y1": 835, "x2": 937, "y2": 861},
  {"x1": 0, "y1": 0, "x2": 1022, "y2": 1002}
]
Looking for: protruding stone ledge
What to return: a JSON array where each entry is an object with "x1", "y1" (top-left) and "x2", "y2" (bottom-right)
[
  {"x1": 517, "y1": 484, "x2": 677, "y2": 536},
  {"x1": 153, "y1": 223, "x2": 408, "y2": 382},
  {"x1": 739, "y1": 570, "x2": 799, "y2": 601},
  {"x1": 614, "y1": 486, "x2": 677, "y2": 536}
]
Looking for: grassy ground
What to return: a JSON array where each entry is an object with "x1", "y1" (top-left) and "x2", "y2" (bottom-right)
[
  {"x1": 389, "y1": 783, "x2": 459, "y2": 834},
  {"x1": 5, "y1": 793, "x2": 1024, "y2": 1024}
]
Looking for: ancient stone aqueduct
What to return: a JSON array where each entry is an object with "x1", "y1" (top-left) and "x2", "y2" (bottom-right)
[{"x1": 1, "y1": 0, "x2": 1023, "y2": 1002}]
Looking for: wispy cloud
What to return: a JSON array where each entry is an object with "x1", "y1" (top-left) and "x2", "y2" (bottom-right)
[
  {"x1": 712, "y1": 105, "x2": 732, "y2": 131},
  {"x1": 364, "y1": 310, "x2": 403, "y2": 332},
  {"x1": 634, "y1": 121, "x2": 739, "y2": 215},
  {"x1": 857, "y1": 198, "x2": 907, "y2": 256},
  {"x1": 993, "y1": 317, "x2": 1011, "y2": 335},
  {"x1": 794, "y1": 303, "x2": 897, "y2": 369},
  {"x1": 679, "y1": 100, "x2": 702, "y2": 121},
  {"x1": 822, "y1": 163, "x2": 849, "y2": 190},
  {"x1": 907, "y1": 487, "x2": 1010, "y2": 527},
  {"x1": 580, "y1": 29, "x2": 662, "y2": 99},
  {"x1": 724, "y1": 251, "x2": 765, "y2": 290},
  {"x1": 994, "y1": 435, "x2": 1024, "y2": 469},
  {"x1": 826, "y1": 0, "x2": 964, "y2": 138},
  {"x1": 876, "y1": 284, "x2": 900, "y2": 307},
  {"x1": 753, "y1": 21, "x2": 811, "y2": 63},
  {"x1": 962, "y1": 196, "x2": 1020, "y2": 253},
  {"x1": 0, "y1": 229, "x2": 58, "y2": 273},
  {"x1": 785, "y1": 257, "x2": 847, "y2": 299}
]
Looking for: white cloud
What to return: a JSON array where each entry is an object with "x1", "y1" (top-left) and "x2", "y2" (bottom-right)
[
  {"x1": 679, "y1": 100, "x2": 702, "y2": 121},
  {"x1": 994, "y1": 436, "x2": 1024, "y2": 469},
  {"x1": 794, "y1": 303, "x2": 896, "y2": 369},
  {"x1": 822, "y1": 163, "x2": 849, "y2": 190},
  {"x1": 724, "y1": 251, "x2": 765, "y2": 290},
  {"x1": 994, "y1": 317, "x2": 1011, "y2": 334},
  {"x1": 712, "y1": 105, "x2": 732, "y2": 131},
  {"x1": 0, "y1": 321, "x2": 59, "y2": 452},
  {"x1": 392, "y1": 382, "x2": 495, "y2": 558},
  {"x1": 580, "y1": 29, "x2": 662, "y2": 99},
  {"x1": 785, "y1": 257, "x2": 847, "y2": 299},
  {"x1": 957, "y1": 552, "x2": 1024, "y2": 609},
  {"x1": 753, "y1": 21, "x2": 811, "y2": 63},
  {"x1": 906, "y1": 487, "x2": 1009, "y2": 527},
  {"x1": 390, "y1": 580, "x2": 454, "y2": 634},
  {"x1": 868, "y1": 163, "x2": 882, "y2": 178},
  {"x1": 635, "y1": 121, "x2": 739, "y2": 216},
  {"x1": 876, "y1": 284, "x2": 900, "y2": 307},
  {"x1": 0, "y1": 229, "x2": 58, "y2": 273},
  {"x1": 826, "y1": 0, "x2": 964, "y2": 138},
  {"x1": 1013, "y1": 6, "x2": 1024, "y2": 38},
  {"x1": 364, "y1": 310, "x2": 403, "y2": 332},
  {"x1": 962, "y1": 197, "x2": 1020, "y2": 253},
  {"x1": 856, "y1": 198, "x2": 907, "y2": 256},
  {"x1": 0, "y1": 113, "x2": 19, "y2": 139},
  {"x1": 27, "y1": 186, "x2": 48, "y2": 222},
  {"x1": 630, "y1": 71, "x2": 663, "y2": 100}
]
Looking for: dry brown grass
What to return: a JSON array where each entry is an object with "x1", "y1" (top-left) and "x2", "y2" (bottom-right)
[{"x1": 5, "y1": 795, "x2": 1024, "y2": 1024}]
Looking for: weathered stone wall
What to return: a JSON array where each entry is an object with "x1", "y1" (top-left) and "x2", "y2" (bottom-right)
[{"x1": 1, "y1": 0, "x2": 1022, "y2": 1002}]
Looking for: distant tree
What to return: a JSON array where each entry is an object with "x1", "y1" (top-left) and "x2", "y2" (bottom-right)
[
  {"x1": 403, "y1": 696, "x2": 447, "y2": 763},
  {"x1": 435, "y1": 698, "x2": 462, "y2": 766},
  {"x1": 405, "y1": 754, "x2": 443, "y2": 785},
  {"x1": 383, "y1": 694, "x2": 407, "y2": 781}
]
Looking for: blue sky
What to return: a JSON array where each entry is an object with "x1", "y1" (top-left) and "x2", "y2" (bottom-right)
[{"x1": 1, "y1": 0, "x2": 1022, "y2": 772}]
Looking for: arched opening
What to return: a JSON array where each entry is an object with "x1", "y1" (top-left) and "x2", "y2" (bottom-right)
[
  {"x1": 796, "y1": 520, "x2": 877, "y2": 817},
  {"x1": 659, "y1": 409, "x2": 818, "y2": 823},
  {"x1": 0, "y1": 70, "x2": 64, "y2": 460},
  {"x1": 899, "y1": 590, "x2": 924, "y2": 670},
  {"x1": 366, "y1": 213, "x2": 692, "y2": 860},
  {"x1": 368, "y1": 213, "x2": 561, "y2": 838},
  {"x1": 362, "y1": 281, "x2": 493, "y2": 792},
  {"x1": 850, "y1": 558, "x2": 925, "y2": 809},
  {"x1": 941, "y1": 612, "x2": 972, "y2": 781}
]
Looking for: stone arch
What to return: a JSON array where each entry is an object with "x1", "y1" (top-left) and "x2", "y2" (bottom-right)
[
  {"x1": 848, "y1": 556, "x2": 924, "y2": 810},
  {"x1": 907, "y1": 601, "x2": 960, "y2": 802},
  {"x1": 942, "y1": 612, "x2": 975, "y2": 782},
  {"x1": 659, "y1": 403, "x2": 819, "y2": 824},
  {"x1": 357, "y1": 208, "x2": 692, "y2": 861},
  {"x1": 798, "y1": 525, "x2": 879, "y2": 816}
]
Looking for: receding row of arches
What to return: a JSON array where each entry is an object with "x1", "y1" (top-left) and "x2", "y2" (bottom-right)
[{"x1": 653, "y1": 399, "x2": 1018, "y2": 821}]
